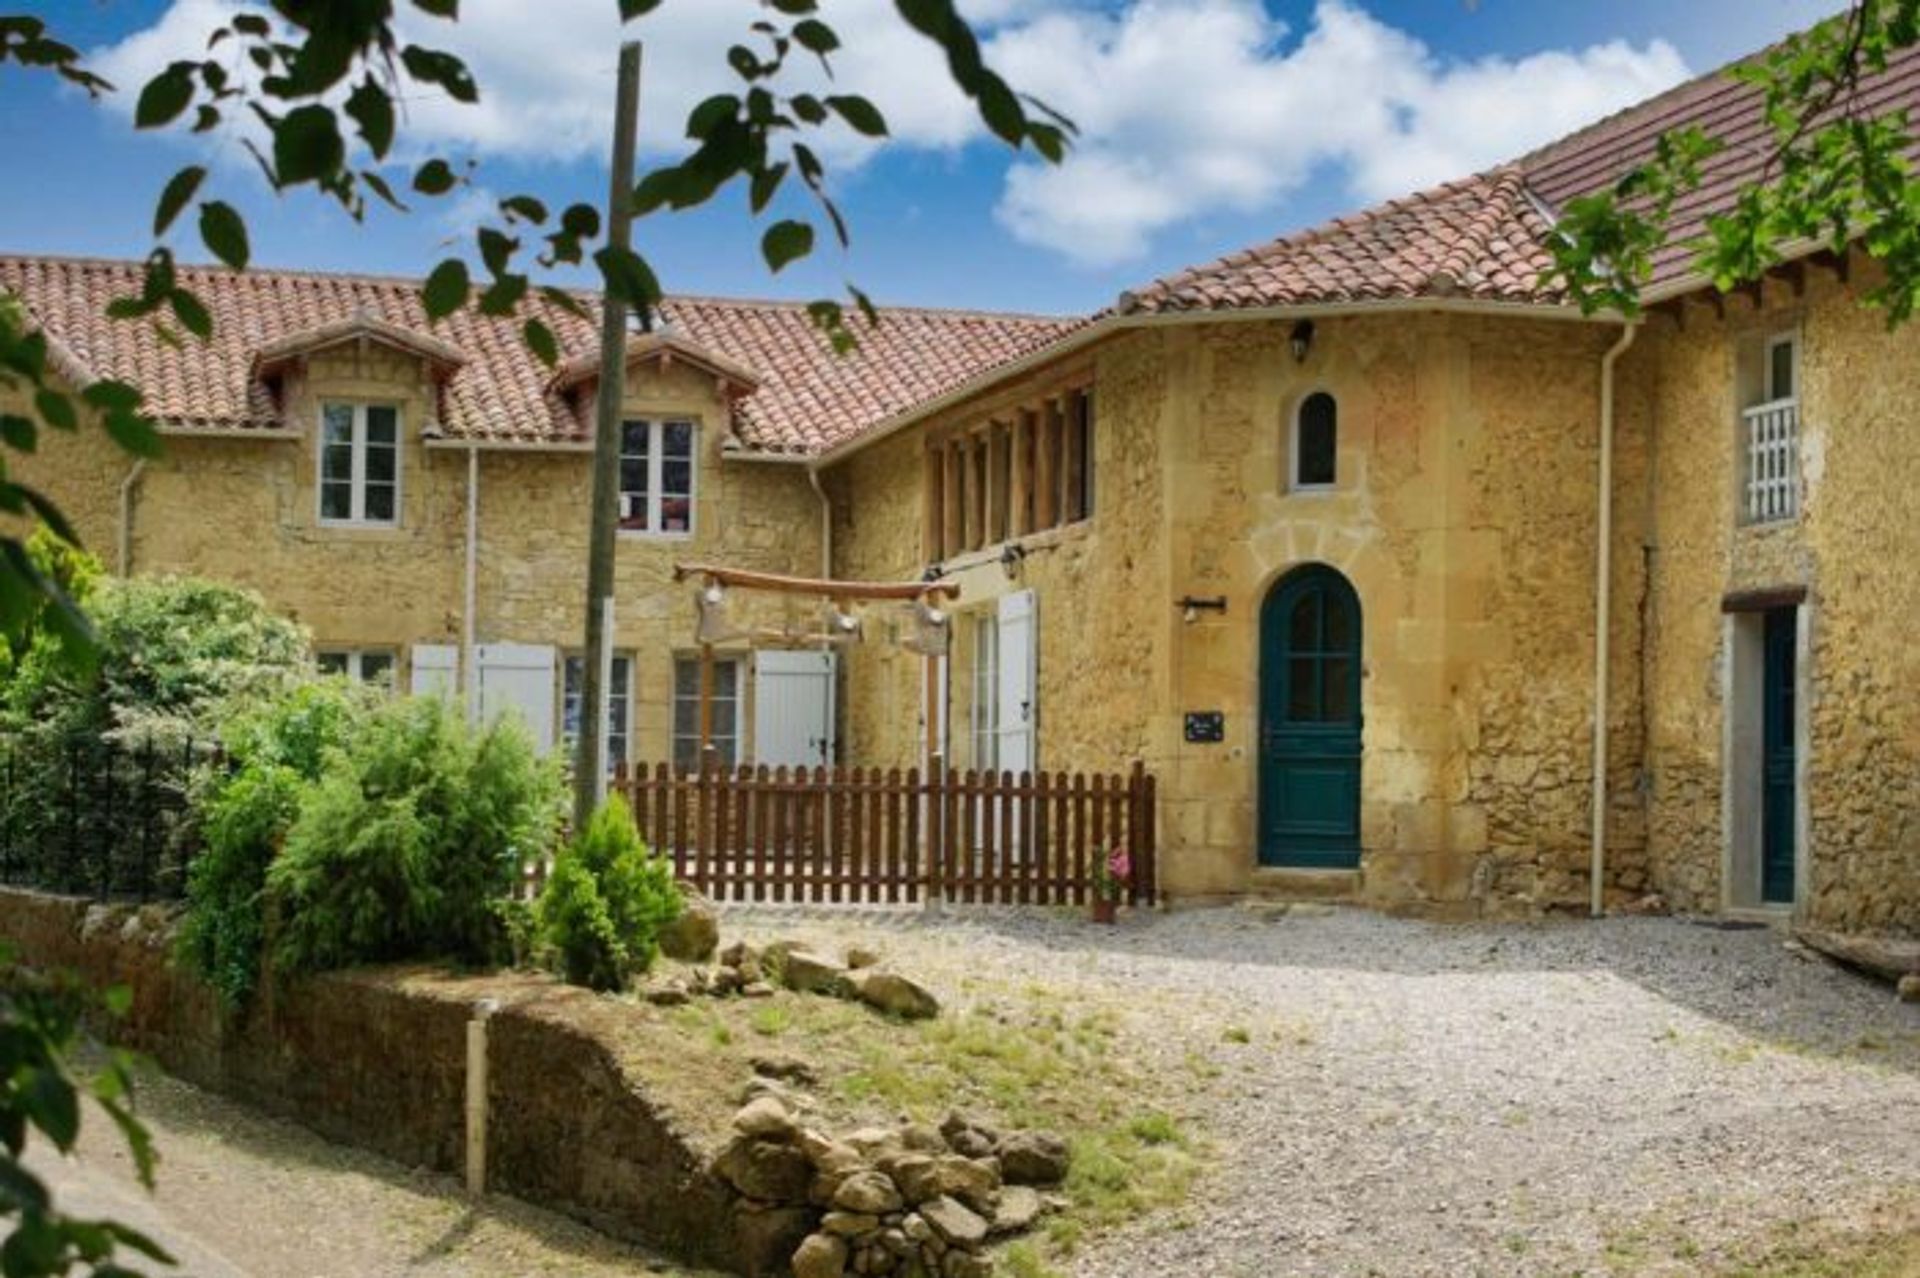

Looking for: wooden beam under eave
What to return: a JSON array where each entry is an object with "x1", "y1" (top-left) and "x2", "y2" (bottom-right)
[
  {"x1": 1780, "y1": 259, "x2": 1807, "y2": 298},
  {"x1": 1034, "y1": 398, "x2": 1060, "y2": 531},
  {"x1": 1010, "y1": 409, "x2": 1034, "y2": 538},
  {"x1": 944, "y1": 439, "x2": 964, "y2": 562},
  {"x1": 923, "y1": 447, "x2": 944, "y2": 565}
]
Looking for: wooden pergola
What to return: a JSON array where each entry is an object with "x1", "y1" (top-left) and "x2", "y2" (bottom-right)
[{"x1": 671, "y1": 562, "x2": 961, "y2": 774}]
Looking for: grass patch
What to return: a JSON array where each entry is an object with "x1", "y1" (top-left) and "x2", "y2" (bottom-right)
[{"x1": 748, "y1": 1004, "x2": 791, "y2": 1037}]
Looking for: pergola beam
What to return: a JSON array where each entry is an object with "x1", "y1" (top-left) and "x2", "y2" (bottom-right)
[{"x1": 673, "y1": 562, "x2": 961, "y2": 601}]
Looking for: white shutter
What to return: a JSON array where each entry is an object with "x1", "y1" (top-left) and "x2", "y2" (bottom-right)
[
  {"x1": 476, "y1": 643, "x2": 557, "y2": 755},
  {"x1": 996, "y1": 590, "x2": 1036, "y2": 775},
  {"x1": 752, "y1": 650, "x2": 836, "y2": 768},
  {"x1": 409, "y1": 644, "x2": 459, "y2": 698}
]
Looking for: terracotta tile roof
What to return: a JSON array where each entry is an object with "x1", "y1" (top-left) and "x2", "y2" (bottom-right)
[
  {"x1": 0, "y1": 254, "x2": 1078, "y2": 455},
  {"x1": 1116, "y1": 169, "x2": 1561, "y2": 315},
  {"x1": 1520, "y1": 39, "x2": 1920, "y2": 293}
]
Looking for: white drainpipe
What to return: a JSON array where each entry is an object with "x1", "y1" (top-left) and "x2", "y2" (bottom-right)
[
  {"x1": 463, "y1": 445, "x2": 480, "y2": 724},
  {"x1": 116, "y1": 459, "x2": 147, "y2": 575},
  {"x1": 1590, "y1": 321, "x2": 1639, "y2": 917},
  {"x1": 807, "y1": 465, "x2": 832, "y2": 579}
]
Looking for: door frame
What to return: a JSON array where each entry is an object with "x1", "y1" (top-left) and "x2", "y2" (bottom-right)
[
  {"x1": 1720, "y1": 601, "x2": 1811, "y2": 914},
  {"x1": 1256, "y1": 563, "x2": 1364, "y2": 869}
]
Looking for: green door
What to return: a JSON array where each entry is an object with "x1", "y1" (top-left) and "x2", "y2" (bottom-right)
[
  {"x1": 1761, "y1": 607, "x2": 1797, "y2": 904},
  {"x1": 1259, "y1": 566, "x2": 1362, "y2": 868}
]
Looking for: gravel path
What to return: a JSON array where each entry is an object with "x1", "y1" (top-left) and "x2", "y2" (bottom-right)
[{"x1": 726, "y1": 904, "x2": 1920, "y2": 1277}]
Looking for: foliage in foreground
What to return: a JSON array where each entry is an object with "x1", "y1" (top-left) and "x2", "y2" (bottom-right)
[
  {"x1": 263, "y1": 695, "x2": 563, "y2": 979},
  {"x1": 536, "y1": 794, "x2": 680, "y2": 992},
  {"x1": 0, "y1": 957, "x2": 174, "y2": 1277}
]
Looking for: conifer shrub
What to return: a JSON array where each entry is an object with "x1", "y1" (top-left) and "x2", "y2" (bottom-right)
[{"x1": 536, "y1": 794, "x2": 681, "y2": 992}]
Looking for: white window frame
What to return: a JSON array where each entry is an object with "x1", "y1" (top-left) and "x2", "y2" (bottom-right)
[
  {"x1": 969, "y1": 612, "x2": 999, "y2": 772},
  {"x1": 561, "y1": 653, "x2": 633, "y2": 768},
  {"x1": 672, "y1": 655, "x2": 742, "y2": 770},
  {"x1": 316, "y1": 402, "x2": 403, "y2": 528},
  {"x1": 1740, "y1": 330, "x2": 1802, "y2": 526},
  {"x1": 618, "y1": 418, "x2": 698, "y2": 539},
  {"x1": 1289, "y1": 389, "x2": 1338, "y2": 493},
  {"x1": 1763, "y1": 330, "x2": 1798, "y2": 404},
  {"x1": 316, "y1": 647, "x2": 397, "y2": 687}
]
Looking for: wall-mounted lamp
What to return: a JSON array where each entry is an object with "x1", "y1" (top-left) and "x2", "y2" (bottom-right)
[
  {"x1": 921, "y1": 562, "x2": 946, "y2": 583},
  {"x1": 1178, "y1": 595, "x2": 1228, "y2": 624},
  {"x1": 1289, "y1": 319, "x2": 1316, "y2": 363},
  {"x1": 999, "y1": 542, "x2": 1027, "y2": 580}
]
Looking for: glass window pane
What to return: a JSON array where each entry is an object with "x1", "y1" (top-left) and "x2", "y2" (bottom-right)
[
  {"x1": 673, "y1": 699, "x2": 698, "y2": 736},
  {"x1": 620, "y1": 420, "x2": 651, "y2": 459},
  {"x1": 322, "y1": 404, "x2": 353, "y2": 446},
  {"x1": 663, "y1": 421, "x2": 693, "y2": 457},
  {"x1": 1296, "y1": 392, "x2": 1337, "y2": 487},
  {"x1": 363, "y1": 483, "x2": 396, "y2": 523},
  {"x1": 714, "y1": 660, "x2": 739, "y2": 698},
  {"x1": 610, "y1": 656, "x2": 630, "y2": 696},
  {"x1": 320, "y1": 482, "x2": 353, "y2": 521},
  {"x1": 1323, "y1": 594, "x2": 1353, "y2": 653},
  {"x1": 316, "y1": 652, "x2": 348, "y2": 675},
  {"x1": 1322, "y1": 658, "x2": 1354, "y2": 722},
  {"x1": 1290, "y1": 594, "x2": 1319, "y2": 652},
  {"x1": 1770, "y1": 340, "x2": 1794, "y2": 400},
  {"x1": 365, "y1": 406, "x2": 398, "y2": 445},
  {"x1": 660, "y1": 496, "x2": 691, "y2": 533},
  {"x1": 1287, "y1": 658, "x2": 1318, "y2": 720},
  {"x1": 323, "y1": 442, "x2": 354, "y2": 484},
  {"x1": 360, "y1": 653, "x2": 394, "y2": 686},
  {"x1": 713, "y1": 695, "x2": 736, "y2": 738},
  {"x1": 365, "y1": 440, "x2": 396, "y2": 484},
  {"x1": 662, "y1": 459, "x2": 691, "y2": 496}
]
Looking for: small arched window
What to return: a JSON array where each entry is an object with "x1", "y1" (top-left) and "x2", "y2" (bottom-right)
[{"x1": 1292, "y1": 391, "x2": 1337, "y2": 490}]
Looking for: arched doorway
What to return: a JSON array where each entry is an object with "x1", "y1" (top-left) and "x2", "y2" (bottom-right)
[{"x1": 1258, "y1": 565, "x2": 1363, "y2": 868}]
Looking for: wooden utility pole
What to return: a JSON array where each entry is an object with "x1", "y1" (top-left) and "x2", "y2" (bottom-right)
[{"x1": 574, "y1": 41, "x2": 643, "y2": 832}]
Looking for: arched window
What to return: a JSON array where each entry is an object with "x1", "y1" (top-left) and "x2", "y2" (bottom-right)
[{"x1": 1292, "y1": 391, "x2": 1337, "y2": 490}]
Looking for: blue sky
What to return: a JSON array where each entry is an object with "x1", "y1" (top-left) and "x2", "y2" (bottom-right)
[{"x1": 1, "y1": 1, "x2": 1836, "y2": 315}]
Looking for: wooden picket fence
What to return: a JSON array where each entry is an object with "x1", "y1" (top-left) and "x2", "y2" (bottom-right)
[{"x1": 595, "y1": 760, "x2": 1156, "y2": 907}]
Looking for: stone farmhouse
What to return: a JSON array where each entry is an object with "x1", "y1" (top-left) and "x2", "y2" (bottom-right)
[{"x1": 6, "y1": 35, "x2": 1919, "y2": 936}]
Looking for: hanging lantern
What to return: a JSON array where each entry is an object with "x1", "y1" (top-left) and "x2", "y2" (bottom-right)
[
  {"x1": 694, "y1": 580, "x2": 740, "y2": 645},
  {"x1": 823, "y1": 599, "x2": 863, "y2": 644},
  {"x1": 900, "y1": 597, "x2": 950, "y2": 657}
]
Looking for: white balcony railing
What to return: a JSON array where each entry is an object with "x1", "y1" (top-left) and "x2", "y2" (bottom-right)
[{"x1": 1743, "y1": 397, "x2": 1800, "y2": 524}]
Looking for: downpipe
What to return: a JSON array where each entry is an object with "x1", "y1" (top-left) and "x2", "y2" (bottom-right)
[{"x1": 1590, "y1": 321, "x2": 1639, "y2": 918}]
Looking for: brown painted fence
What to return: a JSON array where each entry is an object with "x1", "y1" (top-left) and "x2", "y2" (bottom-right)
[{"x1": 604, "y1": 761, "x2": 1156, "y2": 907}]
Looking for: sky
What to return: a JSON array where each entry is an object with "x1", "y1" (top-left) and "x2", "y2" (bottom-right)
[{"x1": 0, "y1": 0, "x2": 1839, "y2": 316}]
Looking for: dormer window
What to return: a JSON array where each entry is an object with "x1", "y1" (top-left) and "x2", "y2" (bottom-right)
[
  {"x1": 619, "y1": 418, "x2": 696, "y2": 536},
  {"x1": 318, "y1": 403, "x2": 400, "y2": 527}
]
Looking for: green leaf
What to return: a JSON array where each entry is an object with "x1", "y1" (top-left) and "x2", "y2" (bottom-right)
[
  {"x1": 345, "y1": 77, "x2": 396, "y2": 158},
  {"x1": 422, "y1": 259, "x2": 471, "y2": 320},
  {"x1": 686, "y1": 93, "x2": 739, "y2": 140},
  {"x1": 793, "y1": 19, "x2": 839, "y2": 56},
  {"x1": 32, "y1": 389, "x2": 75, "y2": 431},
  {"x1": 826, "y1": 94, "x2": 887, "y2": 138},
  {"x1": 198, "y1": 200, "x2": 250, "y2": 270},
  {"x1": 523, "y1": 317, "x2": 559, "y2": 367},
  {"x1": 24, "y1": 1068, "x2": 79, "y2": 1149},
  {"x1": 413, "y1": 158, "x2": 457, "y2": 195},
  {"x1": 594, "y1": 245, "x2": 662, "y2": 311},
  {"x1": 134, "y1": 62, "x2": 194, "y2": 129},
  {"x1": 400, "y1": 45, "x2": 477, "y2": 104},
  {"x1": 618, "y1": 0, "x2": 664, "y2": 16},
  {"x1": 104, "y1": 413, "x2": 164, "y2": 459},
  {"x1": 0, "y1": 415, "x2": 34, "y2": 453},
  {"x1": 500, "y1": 194, "x2": 548, "y2": 224},
  {"x1": 169, "y1": 287, "x2": 213, "y2": 339},
  {"x1": 153, "y1": 165, "x2": 207, "y2": 236},
  {"x1": 761, "y1": 220, "x2": 815, "y2": 273},
  {"x1": 272, "y1": 104, "x2": 346, "y2": 186}
]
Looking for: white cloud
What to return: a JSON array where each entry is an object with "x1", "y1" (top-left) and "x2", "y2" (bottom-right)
[{"x1": 90, "y1": 0, "x2": 1690, "y2": 268}]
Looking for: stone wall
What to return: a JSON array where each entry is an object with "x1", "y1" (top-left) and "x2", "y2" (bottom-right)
[
  {"x1": 1641, "y1": 258, "x2": 1920, "y2": 935},
  {"x1": 0, "y1": 887, "x2": 751, "y2": 1271}
]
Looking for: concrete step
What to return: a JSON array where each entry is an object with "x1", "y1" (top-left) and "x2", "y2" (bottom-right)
[{"x1": 1247, "y1": 868, "x2": 1360, "y2": 901}]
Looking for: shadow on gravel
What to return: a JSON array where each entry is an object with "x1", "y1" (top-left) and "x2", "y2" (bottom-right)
[{"x1": 801, "y1": 903, "x2": 1920, "y2": 1079}]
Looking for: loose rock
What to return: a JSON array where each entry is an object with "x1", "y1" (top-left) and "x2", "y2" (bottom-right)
[
  {"x1": 713, "y1": 1136, "x2": 812, "y2": 1203},
  {"x1": 919, "y1": 1195, "x2": 989, "y2": 1249},
  {"x1": 996, "y1": 1130, "x2": 1069, "y2": 1186},
  {"x1": 657, "y1": 888, "x2": 719, "y2": 962},
  {"x1": 989, "y1": 1185, "x2": 1045, "y2": 1236},
  {"x1": 782, "y1": 948, "x2": 853, "y2": 997},
  {"x1": 732, "y1": 1095, "x2": 796, "y2": 1140},
  {"x1": 847, "y1": 945, "x2": 883, "y2": 970},
  {"x1": 850, "y1": 969, "x2": 941, "y2": 1020},
  {"x1": 833, "y1": 1169, "x2": 905, "y2": 1215},
  {"x1": 1899, "y1": 973, "x2": 1920, "y2": 1004},
  {"x1": 791, "y1": 1231, "x2": 849, "y2": 1278}
]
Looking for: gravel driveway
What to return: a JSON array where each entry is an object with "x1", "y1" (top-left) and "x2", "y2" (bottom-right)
[{"x1": 727, "y1": 903, "x2": 1920, "y2": 1277}]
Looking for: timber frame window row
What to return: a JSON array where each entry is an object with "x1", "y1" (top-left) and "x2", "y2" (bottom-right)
[{"x1": 923, "y1": 386, "x2": 1094, "y2": 562}]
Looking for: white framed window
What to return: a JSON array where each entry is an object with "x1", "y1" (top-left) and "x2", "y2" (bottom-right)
[
  {"x1": 619, "y1": 419, "x2": 696, "y2": 536},
  {"x1": 562, "y1": 653, "x2": 632, "y2": 768},
  {"x1": 969, "y1": 613, "x2": 999, "y2": 772},
  {"x1": 1290, "y1": 391, "x2": 1337, "y2": 491},
  {"x1": 316, "y1": 648, "x2": 396, "y2": 687},
  {"x1": 1742, "y1": 331, "x2": 1801, "y2": 525},
  {"x1": 318, "y1": 402, "x2": 401, "y2": 526},
  {"x1": 673, "y1": 656, "x2": 740, "y2": 770}
]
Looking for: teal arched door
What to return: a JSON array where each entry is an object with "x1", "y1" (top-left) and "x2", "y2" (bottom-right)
[{"x1": 1258, "y1": 566, "x2": 1362, "y2": 868}]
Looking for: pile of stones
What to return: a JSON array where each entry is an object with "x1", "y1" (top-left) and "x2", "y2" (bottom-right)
[
  {"x1": 715, "y1": 1091, "x2": 1069, "y2": 1278},
  {"x1": 648, "y1": 935, "x2": 942, "y2": 1022}
]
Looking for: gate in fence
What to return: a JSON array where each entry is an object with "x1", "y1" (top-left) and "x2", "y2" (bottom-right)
[{"x1": 610, "y1": 760, "x2": 1157, "y2": 907}]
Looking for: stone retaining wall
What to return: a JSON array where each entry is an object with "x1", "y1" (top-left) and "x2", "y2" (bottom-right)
[{"x1": 0, "y1": 887, "x2": 756, "y2": 1273}]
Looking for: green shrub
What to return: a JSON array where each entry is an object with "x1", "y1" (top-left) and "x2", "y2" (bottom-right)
[
  {"x1": 264, "y1": 696, "x2": 561, "y2": 977},
  {"x1": 179, "y1": 681, "x2": 370, "y2": 1007},
  {"x1": 537, "y1": 794, "x2": 680, "y2": 991}
]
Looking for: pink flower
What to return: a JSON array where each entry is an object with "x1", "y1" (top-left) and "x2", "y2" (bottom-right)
[{"x1": 1107, "y1": 848, "x2": 1132, "y2": 883}]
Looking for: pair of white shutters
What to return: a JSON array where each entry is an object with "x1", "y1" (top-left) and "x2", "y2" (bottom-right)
[
  {"x1": 926, "y1": 590, "x2": 1037, "y2": 772},
  {"x1": 411, "y1": 643, "x2": 557, "y2": 756}
]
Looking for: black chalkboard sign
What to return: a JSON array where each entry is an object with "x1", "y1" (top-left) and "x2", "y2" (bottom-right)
[{"x1": 1184, "y1": 712, "x2": 1225, "y2": 744}]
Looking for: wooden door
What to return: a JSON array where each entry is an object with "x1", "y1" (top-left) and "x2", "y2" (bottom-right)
[
  {"x1": 1761, "y1": 607, "x2": 1797, "y2": 904},
  {"x1": 1259, "y1": 567, "x2": 1362, "y2": 868}
]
